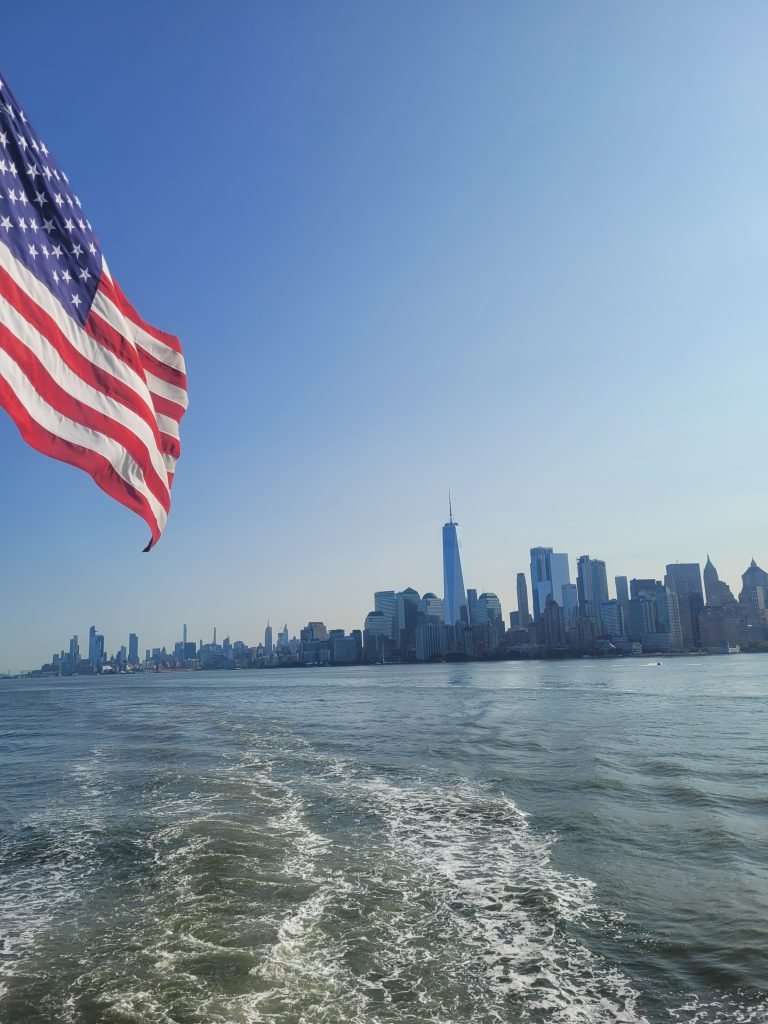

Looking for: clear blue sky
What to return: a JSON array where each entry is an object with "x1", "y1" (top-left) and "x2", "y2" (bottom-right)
[{"x1": 1, "y1": 1, "x2": 767, "y2": 670}]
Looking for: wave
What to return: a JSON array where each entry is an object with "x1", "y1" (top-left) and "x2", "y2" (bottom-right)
[{"x1": 0, "y1": 719, "x2": 766, "y2": 1024}]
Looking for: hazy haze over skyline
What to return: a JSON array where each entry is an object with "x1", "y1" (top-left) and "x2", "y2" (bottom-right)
[{"x1": 1, "y1": 1, "x2": 767, "y2": 670}]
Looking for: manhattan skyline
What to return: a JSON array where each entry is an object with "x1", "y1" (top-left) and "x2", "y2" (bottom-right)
[
  {"x1": 2, "y1": 3, "x2": 768, "y2": 671},
  {"x1": 11, "y1": 505, "x2": 764, "y2": 673}
]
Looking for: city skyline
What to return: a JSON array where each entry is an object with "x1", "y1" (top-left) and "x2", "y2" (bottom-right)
[{"x1": 13, "y1": 510, "x2": 768, "y2": 672}]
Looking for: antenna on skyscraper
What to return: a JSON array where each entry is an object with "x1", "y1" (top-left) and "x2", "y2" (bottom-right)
[{"x1": 449, "y1": 490, "x2": 453, "y2": 524}]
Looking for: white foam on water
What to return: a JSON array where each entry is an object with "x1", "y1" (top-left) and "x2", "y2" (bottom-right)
[
  {"x1": 3, "y1": 721, "x2": 766, "y2": 1024},
  {"x1": 0, "y1": 744, "x2": 110, "y2": 1001},
  {"x1": 310, "y1": 767, "x2": 648, "y2": 1023},
  {"x1": 669, "y1": 995, "x2": 768, "y2": 1024}
]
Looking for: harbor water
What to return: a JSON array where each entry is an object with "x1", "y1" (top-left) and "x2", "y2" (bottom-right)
[{"x1": 0, "y1": 659, "x2": 766, "y2": 1023}]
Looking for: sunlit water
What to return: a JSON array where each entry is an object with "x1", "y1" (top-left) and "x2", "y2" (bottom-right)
[{"x1": 0, "y1": 659, "x2": 766, "y2": 1023}]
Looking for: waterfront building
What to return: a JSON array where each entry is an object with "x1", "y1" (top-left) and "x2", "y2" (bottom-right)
[
  {"x1": 530, "y1": 547, "x2": 571, "y2": 618},
  {"x1": 615, "y1": 576, "x2": 629, "y2": 604},
  {"x1": 443, "y1": 503, "x2": 468, "y2": 626},
  {"x1": 530, "y1": 547, "x2": 552, "y2": 618},
  {"x1": 128, "y1": 633, "x2": 139, "y2": 666},
  {"x1": 542, "y1": 595, "x2": 566, "y2": 646},
  {"x1": 364, "y1": 610, "x2": 391, "y2": 636},
  {"x1": 630, "y1": 578, "x2": 661, "y2": 600},
  {"x1": 664, "y1": 563, "x2": 704, "y2": 648},
  {"x1": 703, "y1": 555, "x2": 736, "y2": 607},
  {"x1": 88, "y1": 626, "x2": 98, "y2": 665},
  {"x1": 698, "y1": 604, "x2": 750, "y2": 650},
  {"x1": 599, "y1": 599, "x2": 624, "y2": 638},
  {"x1": 647, "y1": 586, "x2": 683, "y2": 652},
  {"x1": 550, "y1": 553, "x2": 571, "y2": 613},
  {"x1": 576, "y1": 556, "x2": 609, "y2": 629},
  {"x1": 738, "y1": 559, "x2": 768, "y2": 625},
  {"x1": 665, "y1": 563, "x2": 703, "y2": 601},
  {"x1": 627, "y1": 597, "x2": 657, "y2": 643},
  {"x1": 331, "y1": 635, "x2": 359, "y2": 665},
  {"x1": 301, "y1": 621, "x2": 328, "y2": 642},
  {"x1": 516, "y1": 572, "x2": 531, "y2": 626},
  {"x1": 478, "y1": 592, "x2": 502, "y2": 626},
  {"x1": 467, "y1": 588, "x2": 480, "y2": 625},
  {"x1": 415, "y1": 622, "x2": 448, "y2": 661},
  {"x1": 374, "y1": 591, "x2": 397, "y2": 640},
  {"x1": 561, "y1": 583, "x2": 579, "y2": 629},
  {"x1": 573, "y1": 615, "x2": 596, "y2": 647},
  {"x1": 419, "y1": 593, "x2": 444, "y2": 623},
  {"x1": 396, "y1": 588, "x2": 420, "y2": 657}
]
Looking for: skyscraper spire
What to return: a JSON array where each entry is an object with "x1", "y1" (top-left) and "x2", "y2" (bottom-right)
[{"x1": 443, "y1": 503, "x2": 468, "y2": 626}]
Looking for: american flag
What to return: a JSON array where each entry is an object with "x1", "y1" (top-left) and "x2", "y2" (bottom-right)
[{"x1": 0, "y1": 72, "x2": 187, "y2": 550}]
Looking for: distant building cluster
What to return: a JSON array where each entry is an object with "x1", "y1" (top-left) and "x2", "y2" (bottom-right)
[
  {"x1": 354, "y1": 516, "x2": 768, "y2": 663},
  {"x1": 29, "y1": 511, "x2": 768, "y2": 676}
]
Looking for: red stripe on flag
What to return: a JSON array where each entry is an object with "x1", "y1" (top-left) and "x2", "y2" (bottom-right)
[
  {"x1": 159, "y1": 433, "x2": 181, "y2": 460},
  {"x1": 83, "y1": 301, "x2": 151, "y2": 382},
  {"x1": 136, "y1": 345, "x2": 188, "y2": 391},
  {"x1": 0, "y1": 323, "x2": 171, "y2": 514},
  {"x1": 0, "y1": 374, "x2": 162, "y2": 546},
  {"x1": 150, "y1": 392, "x2": 187, "y2": 425},
  {"x1": 0, "y1": 266, "x2": 162, "y2": 445},
  {"x1": 99, "y1": 275, "x2": 183, "y2": 354}
]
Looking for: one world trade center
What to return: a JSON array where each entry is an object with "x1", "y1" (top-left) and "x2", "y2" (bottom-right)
[{"x1": 442, "y1": 498, "x2": 469, "y2": 626}]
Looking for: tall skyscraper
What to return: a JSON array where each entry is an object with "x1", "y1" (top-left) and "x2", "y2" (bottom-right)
[
  {"x1": 128, "y1": 633, "x2": 139, "y2": 666},
  {"x1": 542, "y1": 595, "x2": 566, "y2": 646},
  {"x1": 738, "y1": 559, "x2": 768, "y2": 625},
  {"x1": 396, "y1": 588, "x2": 420, "y2": 655},
  {"x1": 653, "y1": 587, "x2": 684, "y2": 652},
  {"x1": 374, "y1": 591, "x2": 397, "y2": 640},
  {"x1": 478, "y1": 592, "x2": 502, "y2": 625},
  {"x1": 599, "y1": 600, "x2": 624, "y2": 638},
  {"x1": 576, "y1": 556, "x2": 609, "y2": 629},
  {"x1": 88, "y1": 625, "x2": 98, "y2": 664},
  {"x1": 516, "y1": 572, "x2": 531, "y2": 625},
  {"x1": 664, "y1": 563, "x2": 703, "y2": 601},
  {"x1": 615, "y1": 576, "x2": 630, "y2": 604},
  {"x1": 561, "y1": 583, "x2": 579, "y2": 629},
  {"x1": 264, "y1": 622, "x2": 273, "y2": 655},
  {"x1": 530, "y1": 547, "x2": 571, "y2": 617},
  {"x1": 442, "y1": 500, "x2": 468, "y2": 626},
  {"x1": 530, "y1": 547, "x2": 552, "y2": 618},
  {"x1": 664, "y1": 563, "x2": 704, "y2": 648}
]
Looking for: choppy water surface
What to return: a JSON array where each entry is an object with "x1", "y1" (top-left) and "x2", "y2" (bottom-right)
[{"x1": 0, "y1": 659, "x2": 766, "y2": 1023}]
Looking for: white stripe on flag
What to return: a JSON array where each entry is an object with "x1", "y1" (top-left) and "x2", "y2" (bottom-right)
[
  {"x1": 0, "y1": 241, "x2": 157, "y2": 416},
  {"x1": 0, "y1": 291, "x2": 170, "y2": 490},
  {"x1": 90, "y1": 289, "x2": 186, "y2": 373},
  {"x1": 0, "y1": 346, "x2": 168, "y2": 531}
]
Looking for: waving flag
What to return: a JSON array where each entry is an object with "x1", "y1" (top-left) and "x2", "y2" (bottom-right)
[{"x1": 0, "y1": 72, "x2": 187, "y2": 550}]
